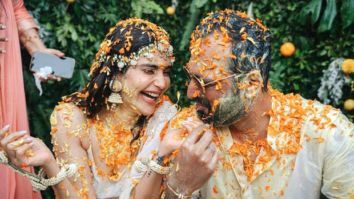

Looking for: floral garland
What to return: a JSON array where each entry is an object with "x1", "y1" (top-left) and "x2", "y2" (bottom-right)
[{"x1": 89, "y1": 118, "x2": 144, "y2": 181}]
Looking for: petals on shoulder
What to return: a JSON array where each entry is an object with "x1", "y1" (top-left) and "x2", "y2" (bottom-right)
[
  {"x1": 302, "y1": 100, "x2": 353, "y2": 142},
  {"x1": 50, "y1": 102, "x2": 88, "y2": 138}
]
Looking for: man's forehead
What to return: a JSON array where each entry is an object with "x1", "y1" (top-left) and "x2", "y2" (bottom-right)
[
  {"x1": 188, "y1": 32, "x2": 233, "y2": 76},
  {"x1": 191, "y1": 32, "x2": 232, "y2": 57}
]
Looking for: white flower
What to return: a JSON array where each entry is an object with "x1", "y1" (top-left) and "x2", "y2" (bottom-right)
[
  {"x1": 168, "y1": 45, "x2": 173, "y2": 54},
  {"x1": 317, "y1": 58, "x2": 350, "y2": 106},
  {"x1": 113, "y1": 54, "x2": 118, "y2": 62},
  {"x1": 99, "y1": 53, "x2": 106, "y2": 63},
  {"x1": 157, "y1": 43, "x2": 164, "y2": 51},
  {"x1": 145, "y1": 53, "x2": 154, "y2": 59},
  {"x1": 130, "y1": 60, "x2": 137, "y2": 66},
  {"x1": 118, "y1": 61, "x2": 125, "y2": 69}
]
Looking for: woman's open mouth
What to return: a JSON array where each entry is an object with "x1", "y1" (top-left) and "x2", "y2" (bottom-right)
[{"x1": 141, "y1": 91, "x2": 160, "y2": 104}]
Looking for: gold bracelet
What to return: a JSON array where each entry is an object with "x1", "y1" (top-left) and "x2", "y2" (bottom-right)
[{"x1": 166, "y1": 182, "x2": 192, "y2": 199}]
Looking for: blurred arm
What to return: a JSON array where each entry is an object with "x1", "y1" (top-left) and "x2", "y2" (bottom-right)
[
  {"x1": 48, "y1": 104, "x2": 96, "y2": 198},
  {"x1": 13, "y1": 0, "x2": 46, "y2": 55}
]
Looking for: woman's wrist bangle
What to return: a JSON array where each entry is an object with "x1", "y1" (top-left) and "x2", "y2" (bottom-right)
[
  {"x1": 0, "y1": 151, "x2": 77, "y2": 191},
  {"x1": 134, "y1": 157, "x2": 171, "y2": 175},
  {"x1": 149, "y1": 159, "x2": 170, "y2": 175},
  {"x1": 38, "y1": 163, "x2": 77, "y2": 187},
  {"x1": 135, "y1": 158, "x2": 149, "y2": 173}
]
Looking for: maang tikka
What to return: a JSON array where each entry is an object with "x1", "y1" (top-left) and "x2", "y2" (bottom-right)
[{"x1": 108, "y1": 76, "x2": 123, "y2": 108}]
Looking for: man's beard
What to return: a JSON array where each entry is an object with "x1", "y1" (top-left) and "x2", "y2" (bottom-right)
[
  {"x1": 213, "y1": 91, "x2": 247, "y2": 127},
  {"x1": 193, "y1": 90, "x2": 247, "y2": 127},
  {"x1": 194, "y1": 97, "x2": 213, "y2": 124}
]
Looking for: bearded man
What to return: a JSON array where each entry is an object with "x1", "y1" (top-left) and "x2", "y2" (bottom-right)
[{"x1": 163, "y1": 9, "x2": 353, "y2": 199}]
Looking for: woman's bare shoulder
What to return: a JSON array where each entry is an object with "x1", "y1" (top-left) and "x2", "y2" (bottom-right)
[{"x1": 50, "y1": 102, "x2": 89, "y2": 140}]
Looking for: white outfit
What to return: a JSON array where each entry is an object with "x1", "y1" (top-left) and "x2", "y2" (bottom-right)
[
  {"x1": 199, "y1": 95, "x2": 354, "y2": 199},
  {"x1": 87, "y1": 101, "x2": 177, "y2": 199},
  {"x1": 123, "y1": 92, "x2": 353, "y2": 199}
]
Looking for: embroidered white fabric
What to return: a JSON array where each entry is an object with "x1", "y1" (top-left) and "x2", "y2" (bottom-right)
[
  {"x1": 120, "y1": 101, "x2": 177, "y2": 198},
  {"x1": 198, "y1": 99, "x2": 354, "y2": 199},
  {"x1": 87, "y1": 100, "x2": 177, "y2": 199}
]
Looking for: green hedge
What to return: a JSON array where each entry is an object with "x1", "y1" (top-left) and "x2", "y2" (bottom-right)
[
  {"x1": 22, "y1": 1, "x2": 353, "y2": 197},
  {"x1": 24, "y1": 0, "x2": 354, "y2": 146}
]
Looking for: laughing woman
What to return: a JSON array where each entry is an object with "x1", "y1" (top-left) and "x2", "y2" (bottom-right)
[{"x1": 0, "y1": 18, "x2": 178, "y2": 198}]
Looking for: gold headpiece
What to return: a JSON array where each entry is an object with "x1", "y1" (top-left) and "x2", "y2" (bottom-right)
[{"x1": 90, "y1": 18, "x2": 175, "y2": 76}]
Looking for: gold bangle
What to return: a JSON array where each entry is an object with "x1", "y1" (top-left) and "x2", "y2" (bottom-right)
[{"x1": 166, "y1": 182, "x2": 192, "y2": 199}]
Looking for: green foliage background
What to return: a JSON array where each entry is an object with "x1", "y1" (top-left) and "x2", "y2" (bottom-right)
[{"x1": 22, "y1": 0, "x2": 353, "y2": 197}]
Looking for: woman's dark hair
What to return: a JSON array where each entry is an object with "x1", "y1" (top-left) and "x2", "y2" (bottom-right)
[
  {"x1": 191, "y1": 9, "x2": 272, "y2": 91},
  {"x1": 62, "y1": 18, "x2": 171, "y2": 117}
]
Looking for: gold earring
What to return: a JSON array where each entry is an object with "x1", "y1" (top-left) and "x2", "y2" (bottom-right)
[{"x1": 108, "y1": 76, "x2": 123, "y2": 108}]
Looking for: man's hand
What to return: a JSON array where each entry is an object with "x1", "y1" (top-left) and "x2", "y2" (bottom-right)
[{"x1": 167, "y1": 122, "x2": 218, "y2": 196}]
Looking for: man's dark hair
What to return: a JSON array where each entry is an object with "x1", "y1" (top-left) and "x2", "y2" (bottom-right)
[{"x1": 191, "y1": 9, "x2": 272, "y2": 91}]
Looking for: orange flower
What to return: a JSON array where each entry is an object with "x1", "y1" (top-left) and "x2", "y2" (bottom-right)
[
  {"x1": 91, "y1": 117, "x2": 144, "y2": 180},
  {"x1": 170, "y1": 105, "x2": 198, "y2": 130},
  {"x1": 212, "y1": 100, "x2": 219, "y2": 113},
  {"x1": 193, "y1": 90, "x2": 201, "y2": 98},
  {"x1": 256, "y1": 18, "x2": 268, "y2": 31},
  {"x1": 241, "y1": 32, "x2": 248, "y2": 41},
  {"x1": 265, "y1": 185, "x2": 271, "y2": 191},
  {"x1": 51, "y1": 127, "x2": 58, "y2": 134},
  {"x1": 212, "y1": 185, "x2": 219, "y2": 194},
  {"x1": 159, "y1": 122, "x2": 169, "y2": 140},
  {"x1": 236, "y1": 11, "x2": 248, "y2": 19},
  {"x1": 230, "y1": 54, "x2": 237, "y2": 60},
  {"x1": 317, "y1": 137, "x2": 325, "y2": 143}
]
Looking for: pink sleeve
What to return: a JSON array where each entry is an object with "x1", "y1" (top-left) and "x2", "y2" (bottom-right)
[{"x1": 13, "y1": 0, "x2": 39, "y2": 34}]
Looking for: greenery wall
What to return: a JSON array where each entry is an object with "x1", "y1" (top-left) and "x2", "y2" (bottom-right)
[
  {"x1": 24, "y1": 0, "x2": 354, "y2": 145},
  {"x1": 22, "y1": 1, "x2": 353, "y2": 197}
]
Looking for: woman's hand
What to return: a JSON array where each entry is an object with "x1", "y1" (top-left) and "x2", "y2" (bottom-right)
[
  {"x1": 0, "y1": 125, "x2": 55, "y2": 168},
  {"x1": 158, "y1": 127, "x2": 184, "y2": 157},
  {"x1": 34, "y1": 48, "x2": 65, "y2": 81},
  {"x1": 158, "y1": 120, "x2": 204, "y2": 157},
  {"x1": 39, "y1": 48, "x2": 65, "y2": 58}
]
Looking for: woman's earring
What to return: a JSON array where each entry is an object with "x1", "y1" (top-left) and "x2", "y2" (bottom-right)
[{"x1": 108, "y1": 76, "x2": 123, "y2": 109}]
